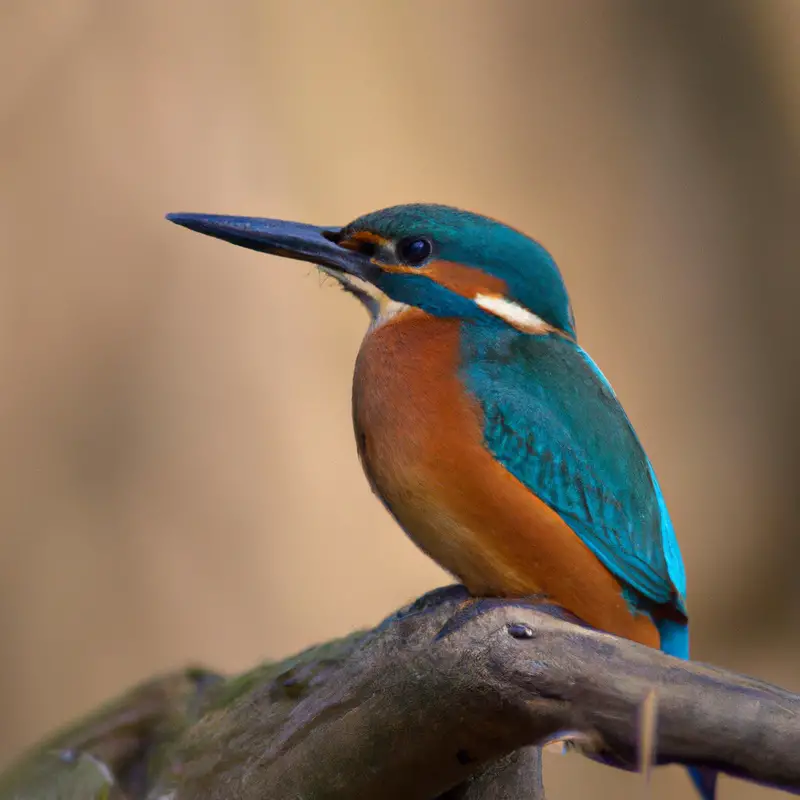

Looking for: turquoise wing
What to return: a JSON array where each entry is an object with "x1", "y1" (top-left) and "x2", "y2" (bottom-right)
[{"x1": 460, "y1": 327, "x2": 687, "y2": 614}]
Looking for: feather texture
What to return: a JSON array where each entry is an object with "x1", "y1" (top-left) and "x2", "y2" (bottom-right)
[{"x1": 460, "y1": 324, "x2": 687, "y2": 620}]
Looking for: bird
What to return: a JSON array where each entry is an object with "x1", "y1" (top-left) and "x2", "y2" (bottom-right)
[{"x1": 167, "y1": 203, "x2": 715, "y2": 799}]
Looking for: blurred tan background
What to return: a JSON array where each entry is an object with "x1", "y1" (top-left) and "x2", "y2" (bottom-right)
[{"x1": 1, "y1": 1, "x2": 798, "y2": 797}]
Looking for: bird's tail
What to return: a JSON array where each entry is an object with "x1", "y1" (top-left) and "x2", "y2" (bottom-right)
[
  {"x1": 689, "y1": 767, "x2": 719, "y2": 800},
  {"x1": 655, "y1": 616, "x2": 690, "y2": 660},
  {"x1": 655, "y1": 618, "x2": 717, "y2": 800}
]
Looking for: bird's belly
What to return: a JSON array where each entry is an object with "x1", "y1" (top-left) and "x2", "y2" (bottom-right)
[
  {"x1": 352, "y1": 311, "x2": 659, "y2": 647},
  {"x1": 353, "y1": 314, "x2": 509, "y2": 591}
]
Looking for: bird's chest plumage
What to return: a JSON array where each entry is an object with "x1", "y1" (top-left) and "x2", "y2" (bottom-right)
[
  {"x1": 351, "y1": 310, "x2": 661, "y2": 648},
  {"x1": 351, "y1": 310, "x2": 489, "y2": 580},
  {"x1": 353, "y1": 312, "x2": 463, "y2": 474},
  {"x1": 351, "y1": 311, "x2": 582, "y2": 594}
]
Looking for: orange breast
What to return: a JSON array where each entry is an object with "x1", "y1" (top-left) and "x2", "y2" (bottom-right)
[{"x1": 352, "y1": 309, "x2": 659, "y2": 648}]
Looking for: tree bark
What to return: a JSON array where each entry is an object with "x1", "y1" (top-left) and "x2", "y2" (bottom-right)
[{"x1": 2, "y1": 586, "x2": 798, "y2": 800}]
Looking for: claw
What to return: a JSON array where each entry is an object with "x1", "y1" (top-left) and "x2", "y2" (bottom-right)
[{"x1": 435, "y1": 594, "x2": 589, "y2": 640}]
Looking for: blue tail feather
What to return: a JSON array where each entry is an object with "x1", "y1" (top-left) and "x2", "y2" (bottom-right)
[
  {"x1": 656, "y1": 618, "x2": 717, "y2": 800},
  {"x1": 655, "y1": 617, "x2": 690, "y2": 660},
  {"x1": 689, "y1": 766, "x2": 718, "y2": 800}
]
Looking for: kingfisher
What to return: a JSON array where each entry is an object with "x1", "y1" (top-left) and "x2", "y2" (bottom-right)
[{"x1": 167, "y1": 204, "x2": 715, "y2": 799}]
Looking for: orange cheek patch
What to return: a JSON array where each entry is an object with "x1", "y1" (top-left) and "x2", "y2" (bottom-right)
[
  {"x1": 421, "y1": 260, "x2": 508, "y2": 299},
  {"x1": 339, "y1": 231, "x2": 392, "y2": 251},
  {"x1": 341, "y1": 252, "x2": 511, "y2": 301}
]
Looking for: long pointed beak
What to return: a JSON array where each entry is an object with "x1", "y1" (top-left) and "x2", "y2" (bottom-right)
[{"x1": 166, "y1": 212, "x2": 379, "y2": 283}]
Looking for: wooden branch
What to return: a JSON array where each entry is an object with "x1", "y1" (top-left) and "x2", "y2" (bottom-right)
[
  {"x1": 2, "y1": 585, "x2": 799, "y2": 800},
  {"x1": 157, "y1": 585, "x2": 799, "y2": 799},
  {"x1": 438, "y1": 747, "x2": 544, "y2": 800}
]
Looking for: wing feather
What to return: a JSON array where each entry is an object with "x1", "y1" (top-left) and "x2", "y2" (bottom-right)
[{"x1": 461, "y1": 328, "x2": 686, "y2": 613}]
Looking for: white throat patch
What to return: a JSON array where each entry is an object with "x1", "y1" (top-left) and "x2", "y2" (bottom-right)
[
  {"x1": 319, "y1": 266, "x2": 411, "y2": 331},
  {"x1": 371, "y1": 297, "x2": 411, "y2": 330},
  {"x1": 473, "y1": 293, "x2": 551, "y2": 333}
]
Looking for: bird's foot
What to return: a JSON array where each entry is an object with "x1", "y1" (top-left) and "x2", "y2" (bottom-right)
[
  {"x1": 542, "y1": 730, "x2": 596, "y2": 756},
  {"x1": 434, "y1": 593, "x2": 588, "y2": 641}
]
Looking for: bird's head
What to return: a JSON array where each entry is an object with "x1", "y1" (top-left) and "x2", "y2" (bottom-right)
[{"x1": 167, "y1": 203, "x2": 576, "y2": 338}]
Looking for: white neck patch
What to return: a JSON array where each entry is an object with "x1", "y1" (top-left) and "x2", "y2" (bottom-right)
[
  {"x1": 371, "y1": 298, "x2": 412, "y2": 330},
  {"x1": 473, "y1": 293, "x2": 551, "y2": 333}
]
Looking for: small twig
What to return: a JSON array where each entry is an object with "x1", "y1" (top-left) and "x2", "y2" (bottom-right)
[{"x1": 638, "y1": 688, "x2": 658, "y2": 794}]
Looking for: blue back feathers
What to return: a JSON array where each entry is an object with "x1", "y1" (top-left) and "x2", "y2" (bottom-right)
[{"x1": 459, "y1": 326, "x2": 688, "y2": 630}]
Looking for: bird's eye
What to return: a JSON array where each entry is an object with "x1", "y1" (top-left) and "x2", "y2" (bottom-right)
[{"x1": 398, "y1": 237, "x2": 433, "y2": 266}]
